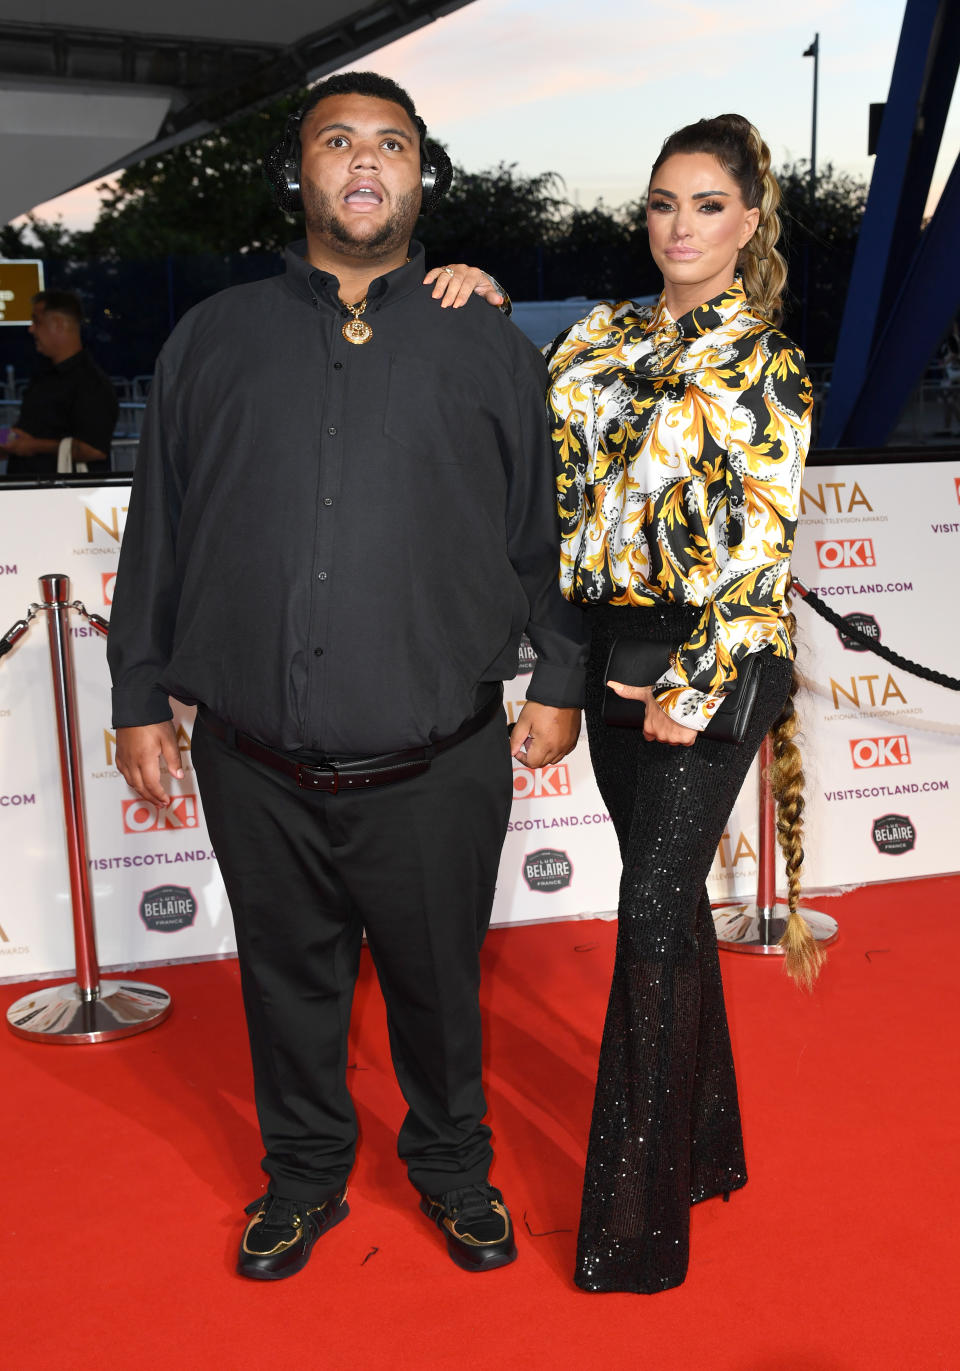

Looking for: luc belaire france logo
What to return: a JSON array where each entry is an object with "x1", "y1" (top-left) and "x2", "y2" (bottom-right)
[
  {"x1": 139, "y1": 885, "x2": 198, "y2": 932},
  {"x1": 523, "y1": 848, "x2": 572, "y2": 892},
  {"x1": 871, "y1": 814, "x2": 916, "y2": 856},
  {"x1": 516, "y1": 635, "x2": 537, "y2": 676},
  {"x1": 838, "y1": 612, "x2": 881, "y2": 653}
]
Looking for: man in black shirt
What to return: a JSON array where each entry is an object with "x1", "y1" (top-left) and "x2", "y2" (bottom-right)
[
  {"x1": 108, "y1": 72, "x2": 587, "y2": 1282},
  {"x1": 2, "y1": 291, "x2": 117, "y2": 476}
]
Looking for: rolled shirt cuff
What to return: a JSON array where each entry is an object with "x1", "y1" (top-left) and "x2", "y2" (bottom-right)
[
  {"x1": 524, "y1": 659, "x2": 586, "y2": 710},
  {"x1": 650, "y1": 681, "x2": 721, "y2": 733},
  {"x1": 111, "y1": 684, "x2": 175, "y2": 729}
]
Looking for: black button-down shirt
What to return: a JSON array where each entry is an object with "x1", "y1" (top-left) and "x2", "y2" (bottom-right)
[
  {"x1": 108, "y1": 242, "x2": 587, "y2": 754},
  {"x1": 8, "y1": 349, "x2": 118, "y2": 475}
]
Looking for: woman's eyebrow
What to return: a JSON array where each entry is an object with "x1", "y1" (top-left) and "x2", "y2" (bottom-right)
[{"x1": 648, "y1": 188, "x2": 731, "y2": 199}]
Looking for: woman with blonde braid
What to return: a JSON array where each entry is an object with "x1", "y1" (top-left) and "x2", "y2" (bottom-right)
[
  {"x1": 426, "y1": 113, "x2": 820, "y2": 1293},
  {"x1": 548, "y1": 113, "x2": 819, "y2": 1294}
]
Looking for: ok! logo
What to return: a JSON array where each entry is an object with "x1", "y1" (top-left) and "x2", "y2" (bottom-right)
[
  {"x1": 849, "y1": 736, "x2": 911, "y2": 769},
  {"x1": 122, "y1": 794, "x2": 199, "y2": 833},
  {"x1": 815, "y1": 538, "x2": 876, "y2": 569},
  {"x1": 511, "y1": 759, "x2": 572, "y2": 799}
]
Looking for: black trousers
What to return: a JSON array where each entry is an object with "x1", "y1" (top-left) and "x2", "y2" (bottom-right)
[
  {"x1": 576, "y1": 604, "x2": 793, "y2": 1293},
  {"x1": 192, "y1": 702, "x2": 513, "y2": 1201}
]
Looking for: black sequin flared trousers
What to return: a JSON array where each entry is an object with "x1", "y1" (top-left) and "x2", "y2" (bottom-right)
[{"x1": 576, "y1": 604, "x2": 793, "y2": 1294}]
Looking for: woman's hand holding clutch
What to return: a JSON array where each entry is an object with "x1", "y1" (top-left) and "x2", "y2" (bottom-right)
[{"x1": 605, "y1": 681, "x2": 698, "y2": 747}]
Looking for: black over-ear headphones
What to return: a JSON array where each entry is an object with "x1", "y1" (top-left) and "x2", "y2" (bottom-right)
[{"x1": 262, "y1": 109, "x2": 453, "y2": 216}]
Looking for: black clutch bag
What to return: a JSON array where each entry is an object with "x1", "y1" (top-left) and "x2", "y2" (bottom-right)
[{"x1": 601, "y1": 638, "x2": 762, "y2": 745}]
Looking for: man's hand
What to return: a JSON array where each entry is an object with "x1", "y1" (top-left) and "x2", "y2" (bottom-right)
[
  {"x1": 115, "y1": 722, "x2": 184, "y2": 805},
  {"x1": 3, "y1": 432, "x2": 107, "y2": 462},
  {"x1": 509, "y1": 702, "x2": 581, "y2": 769},
  {"x1": 3, "y1": 428, "x2": 40, "y2": 457},
  {"x1": 606, "y1": 682, "x2": 698, "y2": 747},
  {"x1": 423, "y1": 264, "x2": 504, "y2": 309},
  {"x1": 72, "y1": 438, "x2": 108, "y2": 464}
]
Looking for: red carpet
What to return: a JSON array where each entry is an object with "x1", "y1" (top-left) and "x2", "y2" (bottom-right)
[{"x1": 3, "y1": 875, "x2": 958, "y2": 1370}]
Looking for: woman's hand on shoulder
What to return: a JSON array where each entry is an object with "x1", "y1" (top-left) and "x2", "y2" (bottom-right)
[
  {"x1": 606, "y1": 682, "x2": 698, "y2": 747},
  {"x1": 423, "y1": 264, "x2": 504, "y2": 309}
]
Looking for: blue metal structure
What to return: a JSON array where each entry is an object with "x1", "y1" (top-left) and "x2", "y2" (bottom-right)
[{"x1": 819, "y1": 0, "x2": 960, "y2": 448}]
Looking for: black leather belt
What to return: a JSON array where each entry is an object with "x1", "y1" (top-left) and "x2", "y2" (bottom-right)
[{"x1": 198, "y1": 690, "x2": 502, "y2": 794}]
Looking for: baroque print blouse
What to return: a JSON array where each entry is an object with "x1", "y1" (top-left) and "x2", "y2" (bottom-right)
[{"x1": 547, "y1": 279, "x2": 812, "y2": 731}]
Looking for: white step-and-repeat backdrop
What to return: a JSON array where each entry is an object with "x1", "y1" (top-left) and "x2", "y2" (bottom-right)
[{"x1": 2, "y1": 459, "x2": 959, "y2": 981}]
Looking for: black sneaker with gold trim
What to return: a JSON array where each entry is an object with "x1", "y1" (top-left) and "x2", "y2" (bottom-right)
[
  {"x1": 237, "y1": 1187, "x2": 349, "y2": 1281},
  {"x1": 419, "y1": 1183, "x2": 517, "y2": 1272}
]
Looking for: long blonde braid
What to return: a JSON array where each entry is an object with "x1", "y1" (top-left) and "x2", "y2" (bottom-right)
[
  {"x1": 738, "y1": 121, "x2": 789, "y2": 325},
  {"x1": 767, "y1": 580, "x2": 825, "y2": 988}
]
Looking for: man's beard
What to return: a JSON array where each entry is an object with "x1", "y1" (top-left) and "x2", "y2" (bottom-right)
[{"x1": 302, "y1": 179, "x2": 421, "y2": 259}]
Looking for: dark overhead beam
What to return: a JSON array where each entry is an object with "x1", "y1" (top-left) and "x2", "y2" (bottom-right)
[
  {"x1": 0, "y1": 0, "x2": 477, "y2": 212},
  {"x1": 0, "y1": 20, "x2": 280, "y2": 92},
  {"x1": 0, "y1": 2, "x2": 474, "y2": 148}
]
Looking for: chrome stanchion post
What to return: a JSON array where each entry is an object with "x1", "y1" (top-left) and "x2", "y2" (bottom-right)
[
  {"x1": 713, "y1": 735, "x2": 839, "y2": 955},
  {"x1": 6, "y1": 573, "x2": 173, "y2": 1043},
  {"x1": 755, "y1": 735, "x2": 779, "y2": 947},
  {"x1": 43, "y1": 573, "x2": 99, "y2": 999}
]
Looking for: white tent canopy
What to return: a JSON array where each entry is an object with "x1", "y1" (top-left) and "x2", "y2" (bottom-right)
[{"x1": 0, "y1": 0, "x2": 476, "y2": 225}]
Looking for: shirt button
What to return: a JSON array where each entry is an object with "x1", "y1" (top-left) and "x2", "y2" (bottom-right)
[
  {"x1": 314, "y1": 647, "x2": 324, "y2": 656},
  {"x1": 333, "y1": 362, "x2": 343, "y2": 370},
  {"x1": 317, "y1": 572, "x2": 327, "y2": 581},
  {"x1": 323, "y1": 497, "x2": 333, "y2": 506},
  {"x1": 327, "y1": 426, "x2": 337, "y2": 436}
]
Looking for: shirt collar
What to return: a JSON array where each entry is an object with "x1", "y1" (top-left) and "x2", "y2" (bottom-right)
[
  {"x1": 282, "y1": 239, "x2": 426, "y2": 312},
  {"x1": 645, "y1": 277, "x2": 749, "y2": 344},
  {"x1": 51, "y1": 349, "x2": 87, "y2": 373}
]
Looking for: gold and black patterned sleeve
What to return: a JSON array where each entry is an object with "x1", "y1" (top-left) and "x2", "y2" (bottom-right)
[{"x1": 651, "y1": 333, "x2": 812, "y2": 729}]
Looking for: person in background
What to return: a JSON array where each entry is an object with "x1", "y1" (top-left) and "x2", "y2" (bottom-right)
[
  {"x1": 107, "y1": 71, "x2": 586, "y2": 1284},
  {"x1": 936, "y1": 320, "x2": 960, "y2": 434},
  {"x1": 1, "y1": 290, "x2": 117, "y2": 476},
  {"x1": 430, "y1": 112, "x2": 821, "y2": 1294}
]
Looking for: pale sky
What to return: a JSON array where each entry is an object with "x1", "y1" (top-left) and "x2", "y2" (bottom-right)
[{"x1": 24, "y1": 0, "x2": 960, "y2": 229}]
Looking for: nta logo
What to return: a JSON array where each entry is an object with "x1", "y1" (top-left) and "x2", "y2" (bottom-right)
[
  {"x1": 84, "y1": 504, "x2": 128, "y2": 544},
  {"x1": 122, "y1": 794, "x2": 198, "y2": 834},
  {"x1": 512, "y1": 762, "x2": 571, "y2": 800},
  {"x1": 850, "y1": 736, "x2": 911, "y2": 769},
  {"x1": 102, "y1": 571, "x2": 116, "y2": 605},
  {"x1": 714, "y1": 830, "x2": 757, "y2": 868},
  {"x1": 830, "y1": 674, "x2": 906, "y2": 709},
  {"x1": 815, "y1": 538, "x2": 876, "y2": 569},
  {"x1": 800, "y1": 481, "x2": 873, "y2": 515},
  {"x1": 523, "y1": 848, "x2": 572, "y2": 892},
  {"x1": 871, "y1": 813, "x2": 916, "y2": 855},
  {"x1": 838, "y1": 612, "x2": 880, "y2": 653}
]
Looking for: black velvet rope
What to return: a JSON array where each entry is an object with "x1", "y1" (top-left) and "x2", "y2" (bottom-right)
[{"x1": 791, "y1": 579, "x2": 960, "y2": 691}]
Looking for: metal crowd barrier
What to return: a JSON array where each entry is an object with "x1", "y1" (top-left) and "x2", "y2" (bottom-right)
[
  {"x1": 712, "y1": 733, "x2": 839, "y2": 956},
  {"x1": 1, "y1": 574, "x2": 172, "y2": 1043},
  {"x1": 714, "y1": 571, "x2": 960, "y2": 957},
  {"x1": 7, "y1": 548, "x2": 957, "y2": 995}
]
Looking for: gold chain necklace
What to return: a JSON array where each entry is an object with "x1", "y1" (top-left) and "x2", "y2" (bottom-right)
[
  {"x1": 340, "y1": 296, "x2": 372, "y2": 345},
  {"x1": 337, "y1": 260, "x2": 409, "y2": 345}
]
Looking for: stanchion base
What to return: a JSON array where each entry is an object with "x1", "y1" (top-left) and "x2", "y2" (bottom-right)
[
  {"x1": 713, "y1": 902, "x2": 839, "y2": 956},
  {"x1": 6, "y1": 979, "x2": 172, "y2": 1044}
]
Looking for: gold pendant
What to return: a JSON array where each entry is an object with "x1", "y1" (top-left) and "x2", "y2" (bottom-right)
[{"x1": 342, "y1": 318, "x2": 373, "y2": 345}]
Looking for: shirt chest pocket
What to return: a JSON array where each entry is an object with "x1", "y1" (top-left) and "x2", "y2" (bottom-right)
[{"x1": 382, "y1": 353, "x2": 478, "y2": 464}]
